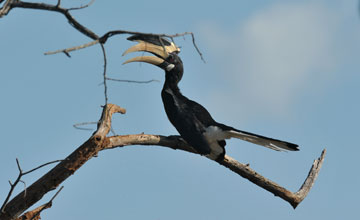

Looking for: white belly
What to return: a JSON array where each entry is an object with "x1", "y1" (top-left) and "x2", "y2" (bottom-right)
[{"x1": 203, "y1": 126, "x2": 229, "y2": 160}]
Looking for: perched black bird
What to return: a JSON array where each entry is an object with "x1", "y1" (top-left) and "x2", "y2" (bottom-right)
[{"x1": 123, "y1": 34, "x2": 299, "y2": 161}]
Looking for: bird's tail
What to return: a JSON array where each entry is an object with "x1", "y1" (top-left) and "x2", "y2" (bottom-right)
[{"x1": 225, "y1": 129, "x2": 299, "y2": 151}]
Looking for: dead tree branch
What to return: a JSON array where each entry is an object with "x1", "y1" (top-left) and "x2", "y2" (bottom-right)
[
  {"x1": 107, "y1": 133, "x2": 326, "y2": 209},
  {"x1": 67, "y1": 0, "x2": 95, "y2": 11},
  {"x1": 1, "y1": 1, "x2": 324, "y2": 218},
  {"x1": 219, "y1": 152, "x2": 325, "y2": 209},
  {"x1": 1, "y1": 0, "x2": 204, "y2": 107},
  {"x1": 105, "y1": 77, "x2": 160, "y2": 84},
  {"x1": 100, "y1": 43, "x2": 108, "y2": 104},
  {"x1": 0, "y1": 104, "x2": 325, "y2": 220},
  {"x1": 43, "y1": 31, "x2": 204, "y2": 62},
  {"x1": 0, "y1": 0, "x2": 204, "y2": 60},
  {"x1": 44, "y1": 40, "x2": 100, "y2": 56},
  {"x1": 73, "y1": 121, "x2": 97, "y2": 130},
  {"x1": 16, "y1": 204, "x2": 49, "y2": 220},
  {"x1": 0, "y1": 0, "x2": 98, "y2": 39},
  {"x1": 1, "y1": 159, "x2": 63, "y2": 214},
  {"x1": 0, "y1": 104, "x2": 125, "y2": 220},
  {"x1": 16, "y1": 186, "x2": 63, "y2": 220}
]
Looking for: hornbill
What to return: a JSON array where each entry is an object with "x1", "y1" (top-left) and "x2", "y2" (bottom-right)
[{"x1": 123, "y1": 34, "x2": 299, "y2": 162}]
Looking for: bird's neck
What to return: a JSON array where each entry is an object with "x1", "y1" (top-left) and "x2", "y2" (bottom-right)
[{"x1": 163, "y1": 79, "x2": 181, "y2": 96}]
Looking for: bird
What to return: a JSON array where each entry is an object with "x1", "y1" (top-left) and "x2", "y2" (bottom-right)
[{"x1": 122, "y1": 34, "x2": 299, "y2": 162}]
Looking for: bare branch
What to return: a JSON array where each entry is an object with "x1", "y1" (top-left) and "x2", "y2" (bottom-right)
[
  {"x1": 189, "y1": 32, "x2": 205, "y2": 63},
  {"x1": 220, "y1": 150, "x2": 325, "y2": 209},
  {"x1": 16, "y1": 204, "x2": 49, "y2": 220},
  {"x1": 23, "y1": 160, "x2": 64, "y2": 175},
  {"x1": 107, "y1": 134, "x2": 195, "y2": 153},
  {"x1": 0, "y1": 0, "x2": 14, "y2": 17},
  {"x1": 101, "y1": 30, "x2": 205, "y2": 61},
  {"x1": 107, "y1": 134, "x2": 326, "y2": 209},
  {"x1": 100, "y1": 43, "x2": 108, "y2": 105},
  {"x1": 73, "y1": 121, "x2": 97, "y2": 130},
  {"x1": 16, "y1": 186, "x2": 63, "y2": 220},
  {"x1": 94, "y1": 104, "x2": 126, "y2": 137},
  {"x1": 2, "y1": 1, "x2": 205, "y2": 62},
  {"x1": 1, "y1": 0, "x2": 321, "y2": 217},
  {"x1": 1, "y1": 159, "x2": 62, "y2": 214},
  {"x1": 294, "y1": 149, "x2": 326, "y2": 204},
  {"x1": 3, "y1": 0, "x2": 98, "y2": 39},
  {"x1": 15, "y1": 158, "x2": 22, "y2": 173},
  {"x1": 1, "y1": 163, "x2": 22, "y2": 213},
  {"x1": 105, "y1": 77, "x2": 160, "y2": 84},
  {"x1": 44, "y1": 39, "x2": 100, "y2": 56},
  {"x1": 0, "y1": 104, "x2": 125, "y2": 220},
  {"x1": 44, "y1": 31, "x2": 204, "y2": 62},
  {"x1": 0, "y1": 104, "x2": 325, "y2": 220},
  {"x1": 68, "y1": 0, "x2": 95, "y2": 11}
]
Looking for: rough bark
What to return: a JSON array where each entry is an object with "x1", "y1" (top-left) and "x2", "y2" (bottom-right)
[
  {"x1": 0, "y1": 104, "x2": 125, "y2": 220},
  {"x1": 0, "y1": 104, "x2": 325, "y2": 220}
]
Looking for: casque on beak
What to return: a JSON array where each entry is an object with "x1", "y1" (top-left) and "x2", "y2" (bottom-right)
[{"x1": 122, "y1": 35, "x2": 180, "y2": 67}]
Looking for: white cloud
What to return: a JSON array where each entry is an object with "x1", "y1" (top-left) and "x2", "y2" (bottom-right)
[{"x1": 199, "y1": 2, "x2": 341, "y2": 120}]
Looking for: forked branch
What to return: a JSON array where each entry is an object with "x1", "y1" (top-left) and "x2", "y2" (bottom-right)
[
  {"x1": 0, "y1": 0, "x2": 204, "y2": 61},
  {"x1": 1, "y1": 1, "x2": 324, "y2": 217},
  {"x1": 0, "y1": 104, "x2": 325, "y2": 220},
  {"x1": 107, "y1": 133, "x2": 326, "y2": 209},
  {"x1": 15, "y1": 186, "x2": 63, "y2": 220},
  {"x1": 0, "y1": 104, "x2": 125, "y2": 220}
]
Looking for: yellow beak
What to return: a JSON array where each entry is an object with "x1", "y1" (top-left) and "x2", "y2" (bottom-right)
[
  {"x1": 122, "y1": 55, "x2": 164, "y2": 66},
  {"x1": 122, "y1": 39, "x2": 180, "y2": 65}
]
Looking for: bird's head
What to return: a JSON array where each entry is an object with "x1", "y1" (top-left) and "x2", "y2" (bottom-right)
[{"x1": 123, "y1": 34, "x2": 183, "y2": 84}]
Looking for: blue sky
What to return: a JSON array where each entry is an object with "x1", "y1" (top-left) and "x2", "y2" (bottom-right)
[{"x1": 1, "y1": 0, "x2": 359, "y2": 219}]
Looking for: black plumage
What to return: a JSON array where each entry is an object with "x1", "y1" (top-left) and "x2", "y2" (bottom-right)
[{"x1": 123, "y1": 35, "x2": 299, "y2": 161}]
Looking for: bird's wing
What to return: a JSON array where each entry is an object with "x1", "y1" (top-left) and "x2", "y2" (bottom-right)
[
  {"x1": 178, "y1": 116, "x2": 212, "y2": 155},
  {"x1": 162, "y1": 91, "x2": 212, "y2": 155},
  {"x1": 187, "y1": 99, "x2": 217, "y2": 127}
]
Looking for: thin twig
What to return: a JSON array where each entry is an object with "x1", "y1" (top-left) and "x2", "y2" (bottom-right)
[
  {"x1": 73, "y1": 121, "x2": 117, "y2": 135},
  {"x1": 105, "y1": 77, "x2": 160, "y2": 84},
  {"x1": 2, "y1": 1, "x2": 205, "y2": 61},
  {"x1": 189, "y1": 32, "x2": 205, "y2": 63},
  {"x1": 0, "y1": 159, "x2": 63, "y2": 213},
  {"x1": 28, "y1": 186, "x2": 64, "y2": 220},
  {"x1": 68, "y1": 0, "x2": 95, "y2": 11},
  {"x1": 100, "y1": 43, "x2": 108, "y2": 105},
  {"x1": 1, "y1": 161, "x2": 22, "y2": 213},
  {"x1": 45, "y1": 31, "x2": 205, "y2": 62},
  {"x1": 102, "y1": 31, "x2": 205, "y2": 61},
  {"x1": 16, "y1": 158, "x2": 22, "y2": 173},
  {"x1": 73, "y1": 121, "x2": 97, "y2": 130},
  {"x1": 23, "y1": 160, "x2": 64, "y2": 175},
  {"x1": 7, "y1": 1, "x2": 99, "y2": 39},
  {"x1": 44, "y1": 39, "x2": 100, "y2": 55}
]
